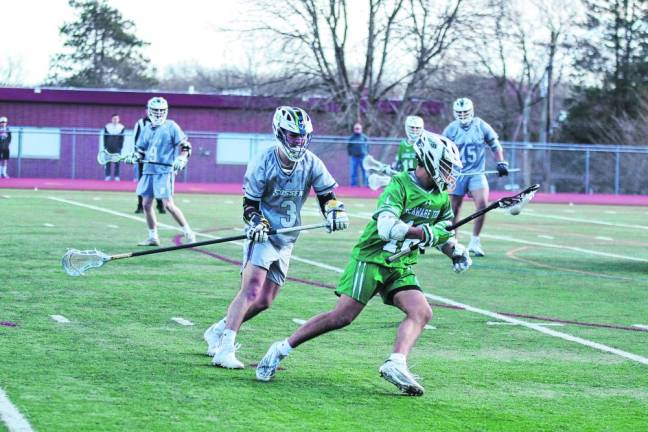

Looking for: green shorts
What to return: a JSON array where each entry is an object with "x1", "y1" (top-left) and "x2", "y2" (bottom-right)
[{"x1": 335, "y1": 258, "x2": 420, "y2": 305}]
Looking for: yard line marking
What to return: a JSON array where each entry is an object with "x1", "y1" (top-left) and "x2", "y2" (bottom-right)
[
  {"x1": 487, "y1": 321, "x2": 564, "y2": 327},
  {"x1": 633, "y1": 324, "x2": 648, "y2": 330},
  {"x1": 1, "y1": 195, "x2": 9, "y2": 199},
  {"x1": 43, "y1": 223, "x2": 55, "y2": 227},
  {"x1": 426, "y1": 293, "x2": 648, "y2": 365},
  {"x1": 524, "y1": 212, "x2": 648, "y2": 231},
  {"x1": 0, "y1": 387, "x2": 34, "y2": 432},
  {"x1": 50, "y1": 196, "x2": 648, "y2": 364},
  {"x1": 292, "y1": 318, "x2": 307, "y2": 325},
  {"x1": 604, "y1": 210, "x2": 617, "y2": 214},
  {"x1": 107, "y1": 224, "x2": 119, "y2": 229},
  {"x1": 424, "y1": 325, "x2": 436, "y2": 330},
  {"x1": 563, "y1": 209, "x2": 576, "y2": 213},
  {"x1": 92, "y1": 197, "x2": 101, "y2": 201},
  {"x1": 537, "y1": 235, "x2": 554, "y2": 240},
  {"x1": 50, "y1": 315, "x2": 70, "y2": 323},
  {"x1": 182, "y1": 199, "x2": 191, "y2": 203},
  {"x1": 595, "y1": 236, "x2": 613, "y2": 241},
  {"x1": 171, "y1": 317, "x2": 194, "y2": 326},
  {"x1": 224, "y1": 200, "x2": 234, "y2": 204},
  {"x1": 482, "y1": 234, "x2": 648, "y2": 263}
]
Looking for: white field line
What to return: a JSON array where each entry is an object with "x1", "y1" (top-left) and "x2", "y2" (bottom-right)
[
  {"x1": 107, "y1": 224, "x2": 119, "y2": 229},
  {"x1": 524, "y1": 212, "x2": 648, "y2": 231},
  {"x1": 424, "y1": 325, "x2": 436, "y2": 330},
  {"x1": 487, "y1": 321, "x2": 564, "y2": 327},
  {"x1": 50, "y1": 315, "x2": 70, "y2": 323},
  {"x1": 1, "y1": 195, "x2": 10, "y2": 199},
  {"x1": 633, "y1": 324, "x2": 648, "y2": 330},
  {"x1": 171, "y1": 317, "x2": 194, "y2": 326},
  {"x1": 426, "y1": 293, "x2": 648, "y2": 366},
  {"x1": 43, "y1": 223, "x2": 55, "y2": 227},
  {"x1": 0, "y1": 388, "x2": 34, "y2": 432},
  {"x1": 481, "y1": 234, "x2": 648, "y2": 263},
  {"x1": 537, "y1": 235, "x2": 554, "y2": 240},
  {"x1": 595, "y1": 236, "x2": 613, "y2": 241},
  {"x1": 50, "y1": 196, "x2": 648, "y2": 365},
  {"x1": 292, "y1": 318, "x2": 307, "y2": 325}
]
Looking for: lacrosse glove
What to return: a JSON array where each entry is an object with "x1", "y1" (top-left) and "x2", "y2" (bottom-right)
[
  {"x1": 496, "y1": 161, "x2": 509, "y2": 177},
  {"x1": 325, "y1": 200, "x2": 350, "y2": 233},
  {"x1": 246, "y1": 213, "x2": 271, "y2": 243},
  {"x1": 123, "y1": 151, "x2": 143, "y2": 164},
  {"x1": 173, "y1": 155, "x2": 188, "y2": 172},
  {"x1": 419, "y1": 220, "x2": 454, "y2": 248},
  {"x1": 451, "y1": 243, "x2": 472, "y2": 273}
]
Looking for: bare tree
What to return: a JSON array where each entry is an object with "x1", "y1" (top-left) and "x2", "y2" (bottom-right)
[
  {"x1": 244, "y1": 0, "x2": 468, "y2": 135},
  {"x1": 0, "y1": 56, "x2": 26, "y2": 86}
]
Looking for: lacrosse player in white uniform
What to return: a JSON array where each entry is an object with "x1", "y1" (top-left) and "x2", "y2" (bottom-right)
[
  {"x1": 205, "y1": 106, "x2": 350, "y2": 369},
  {"x1": 442, "y1": 98, "x2": 508, "y2": 256},
  {"x1": 129, "y1": 97, "x2": 195, "y2": 246}
]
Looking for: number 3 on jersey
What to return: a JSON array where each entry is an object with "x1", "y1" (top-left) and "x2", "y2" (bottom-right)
[{"x1": 280, "y1": 200, "x2": 297, "y2": 227}]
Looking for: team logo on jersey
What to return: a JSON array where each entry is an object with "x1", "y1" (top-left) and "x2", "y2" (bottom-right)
[{"x1": 272, "y1": 188, "x2": 303, "y2": 197}]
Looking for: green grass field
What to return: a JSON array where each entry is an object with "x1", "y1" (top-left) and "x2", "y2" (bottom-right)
[{"x1": 1, "y1": 189, "x2": 647, "y2": 431}]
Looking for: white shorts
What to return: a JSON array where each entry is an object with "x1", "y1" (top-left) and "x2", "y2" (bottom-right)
[
  {"x1": 241, "y1": 240, "x2": 294, "y2": 286},
  {"x1": 136, "y1": 173, "x2": 175, "y2": 199}
]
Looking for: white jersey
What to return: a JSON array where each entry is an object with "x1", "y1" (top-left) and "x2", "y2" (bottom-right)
[{"x1": 244, "y1": 146, "x2": 337, "y2": 248}]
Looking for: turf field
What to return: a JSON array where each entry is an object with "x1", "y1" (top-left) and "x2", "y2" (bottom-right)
[{"x1": 1, "y1": 189, "x2": 647, "y2": 431}]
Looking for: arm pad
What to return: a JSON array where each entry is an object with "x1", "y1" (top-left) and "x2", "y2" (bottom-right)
[
  {"x1": 377, "y1": 212, "x2": 409, "y2": 242},
  {"x1": 317, "y1": 191, "x2": 336, "y2": 216},
  {"x1": 243, "y1": 197, "x2": 261, "y2": 224},
  {"x1": 180, "y1": 140, "x2": 192, "y2": 158}
]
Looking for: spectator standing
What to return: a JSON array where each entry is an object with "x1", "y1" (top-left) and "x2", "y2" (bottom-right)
[
  {"x1": 347, "y1": 122, "x2": 369, "y2": 187},
  {"x1": 102, "y1": 114, "x2": 125, "y2": 181},
  {"x1": 0, "y1": 117, "x2": 11, "y2": 178}
]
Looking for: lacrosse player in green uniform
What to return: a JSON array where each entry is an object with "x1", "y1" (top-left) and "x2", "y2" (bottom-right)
[
  {"x1": 393, "y1": 115, "x2": 424, "y2": 172},
  {"x1": 256, "y1": 131, "x2": 472, "y2": 396}
]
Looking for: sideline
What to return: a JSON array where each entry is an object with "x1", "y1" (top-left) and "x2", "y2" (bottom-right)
[
  {"x1": 0, "y1": 388, "x2": 34, "y2": 432},
  {"x1": 49, "y1": 196, "x2": 648, "y2": 365}
]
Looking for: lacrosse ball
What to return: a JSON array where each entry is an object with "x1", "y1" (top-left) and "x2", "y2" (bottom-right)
[
  {"x1": 34, "y1": 187, "x2": 38, "y2": 191},
  {"x1": 510, "y1": 207, "x2": 521, "y2": 215}
]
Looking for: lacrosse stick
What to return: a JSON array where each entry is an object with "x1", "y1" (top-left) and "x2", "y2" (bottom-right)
[
  {"x1": 363, "y1": 155, "x2": 397, "y2": 176},
  {"x1": 387, "y1": 184, "x2": 540, "y2": 262},
  {"x1": 97, "y1": 148, "x2": 172, "y2": 167},
  {"x1": 460, "y1": 168, "x2": 520, "y2": 176},
  {"x1": 368, "y1": 173, "x2": 392, "y2": 191},
  {"x1": 62, "y1": 222, "x2": 328, "y2": 276}
]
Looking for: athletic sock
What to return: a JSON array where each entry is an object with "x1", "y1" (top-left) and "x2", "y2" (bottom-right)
[
  {"x1": 148, "y1": 228, "x2": 158, "y2": 239},
  {"x1": 278, "y1": 338, "x2": 293, "y2": 356},
  {"x1": 221, "y1": 329, "x2": 237, "y2": 348},
  {"x1": 388, "y1": 353, "x2": 407, "y2": 364}
]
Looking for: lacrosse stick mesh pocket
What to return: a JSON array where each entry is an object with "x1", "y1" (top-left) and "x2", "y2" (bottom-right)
[{"x1": 62, "y1": 249, "x2": 110, "y2": 276}]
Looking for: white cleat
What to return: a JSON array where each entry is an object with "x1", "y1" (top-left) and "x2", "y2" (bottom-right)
[
  {"x1": 211, "y1": 343, "x2": 244, "y2": 369},
  {"x1": 379, "y1": 360, "x2": 425, "y2": 396},
  {"x1": 137, "y1": 237, "x2": 160, "y2": 247},
  {"x1": 256, "y1": 341, "x2": 287, "y2": 382},
  {"x1": 184, "y1": 231, "x2": 196, "y2": 243},
  {"x1": 468, "y1": 237, "x2": 485, "y2": 257},
  {"x1": 203, "y1": 323, "x2": 225, "y2": 357}
]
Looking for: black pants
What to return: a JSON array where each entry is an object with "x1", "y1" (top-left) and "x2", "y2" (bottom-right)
[{"x1": 104, "y1": 162, "x2": 120, "y2": 178}]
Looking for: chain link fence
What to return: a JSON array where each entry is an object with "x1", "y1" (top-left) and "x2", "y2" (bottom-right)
[{"x1": 5, "y1": 127, "x2": 648, "y2": 194}]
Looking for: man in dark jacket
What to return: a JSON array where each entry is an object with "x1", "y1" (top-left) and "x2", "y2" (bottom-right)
[
  {"x1": 0, "y1": 116, "x2": 11, "y2": 178},
  {"x1": 102, "y1": 114, "x2": 125, "y2": 181},
  {"x1": 347, "y1": 122, "x2": 369, "y2": 187}
]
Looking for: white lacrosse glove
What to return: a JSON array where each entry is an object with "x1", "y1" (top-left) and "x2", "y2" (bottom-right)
[
  {"x1": 451, "y1": 243, "x2": 472, "y2": 273},
  {"x1": 246, "y1": 213, "x2": 271, "y2": 243},
  {"x1": 325, "y1": 200, "x2": 350, "y2": 233},
  {"x1": 173, "y1": 155, "x2": 188, "y2": 172}
]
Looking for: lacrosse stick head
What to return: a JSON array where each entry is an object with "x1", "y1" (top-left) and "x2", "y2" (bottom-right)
[
  {"x1": 363, "y1": 155, "x2": 395, "y2": 175},
  {"x1": 368, "y1": 173, "x2": 392, "y2": 190},
  {"x1": 498, "y1": 184, "x2": 540, "y2": 215},
  {"x1": 97, "y1": 149, "x2": 121, "y2": 165},
  {"x1": 62, "y1": 249, "x2": 111, "y2": 276}
]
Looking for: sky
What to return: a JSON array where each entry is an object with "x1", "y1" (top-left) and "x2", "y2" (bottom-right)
[
  {"x1": 0, "y1": 0, "x2": 575, "y2": 87},
  {"x1": 0, "y1": 0, "x2": 265, "y2": 85}
]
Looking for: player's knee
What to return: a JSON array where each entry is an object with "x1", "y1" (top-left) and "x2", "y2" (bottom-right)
[
  {"x1": 143, "y1": 201, "x2": 153, "y2": 211},
  {"x1": 331, "y1": 311, "x2": 355, "y2": 329},
  {"x1": 410, "y1": 305, "x2": 432, "y2": 324},
  {"x1": 255, "y1": 294, "x2": 274, "y2": 311}
]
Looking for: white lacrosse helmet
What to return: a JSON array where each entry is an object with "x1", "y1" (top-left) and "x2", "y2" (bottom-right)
[
  {"x1": 147, "y1": 97, "x2": 168, "y2": 127},
  {"x1": 272, "y1": 106, "x2": 313, "y2": 162},
  {"x1": 413, "y1": 131, "x2": 463, "y2": 191},
  {"x1": 453, "y1": 97, "x2": 474, "y2": 126},
  {"x1": 0, "y1": 116, "x2": 7, "y2": 123},
  {"x1": 404, "y1": 116, "x2": 424, "y2": 144}
]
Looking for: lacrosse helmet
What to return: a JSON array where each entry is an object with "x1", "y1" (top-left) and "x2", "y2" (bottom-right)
[
  {"x1": 404, "y1": 116, "x2": 424, "y2": 143},
  {"x1": 413, "y1": 131, "x2": 463, "y2": 191},
  {"x1": 0, "y1": 116, "x2": 7, "y2": 124},
  {"x1": 453, "y1": 97, "x2": 474, "y2": 126},
  {"x1": 147, "y1": 97, "x2": 168, "y2": 127},
  {"x1": 272, "y1": 106, "x2": 313, "y2": 162}
]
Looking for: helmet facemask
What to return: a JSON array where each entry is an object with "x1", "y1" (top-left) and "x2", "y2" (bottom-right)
[
  {"x1": 453, "y1": 98, "x2": 474, "y2": 126},
  {"x1": 404, "y1": 116, "x2": 424, "y2": 144},
  {"x1": 273, "y1": 107, "x2": 313, "y2": 163},
  {"x1": 147, "y1": 97, "x2": 168, "y2": 127}
]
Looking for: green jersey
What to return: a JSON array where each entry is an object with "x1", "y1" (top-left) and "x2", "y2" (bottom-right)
[
  {"x1": 395, "y1": 139, "x2": 418, "y2": 172},
  {"x1": 351, "y1": 171, "x2": 454, "y2": 268}
]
